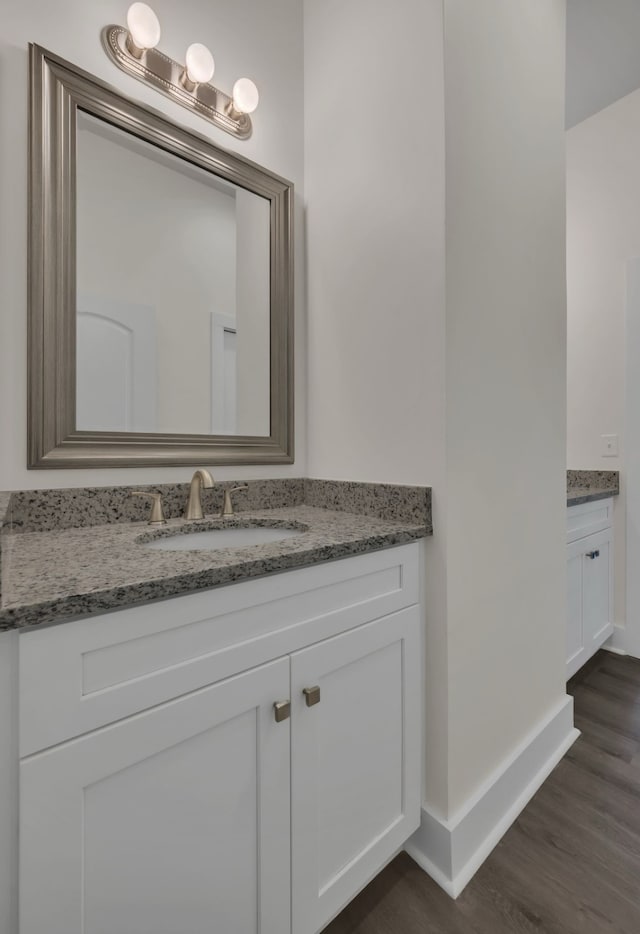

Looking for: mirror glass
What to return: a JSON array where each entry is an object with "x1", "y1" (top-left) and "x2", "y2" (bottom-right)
[{"x1": 75, "y1": 111, "x2": 271, "y2": 437}]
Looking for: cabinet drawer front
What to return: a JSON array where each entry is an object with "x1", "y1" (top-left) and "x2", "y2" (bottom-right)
[
  {"x1": 20, "y1": 543, "x2": 420, "y2": 755},
  {"x1": 290, "y1": 606, "x2": 421, "y2": 934},
  {"x1": 20, "y1": 658, "x2": 290, "y2": 934},
  {"x1": 567, "y1": 498, "x2": 614, "y2": 543}
]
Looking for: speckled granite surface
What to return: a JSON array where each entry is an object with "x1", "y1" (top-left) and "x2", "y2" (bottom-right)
[
  {"x1": 567, "y1": 469, "x2": 619, "y2": 490},
  {"x1": 0, "y1": 506, "x2": 429, "y2": 630},
  {"x1": 567, "y1": 469, "x2": 619, "y2": 506},
  {"x1": 0, "y1": 494, "x2": 11, "y2": 607},
  {"x1": 0, "y1": 494, "x2": 10, "y2": 528},
  {"x1": 304, "y1": 479, "x2": 431, "y2": 526},
  {"x1": 7, "y1": 479, "x2": 306, "y2": 533}
]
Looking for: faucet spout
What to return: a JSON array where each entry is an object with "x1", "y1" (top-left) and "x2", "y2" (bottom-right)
[{"x1": 185, "y1": 468, "x2": 214, "y2": 520}]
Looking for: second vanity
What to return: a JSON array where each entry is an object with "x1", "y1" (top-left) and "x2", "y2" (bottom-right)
[
  {"x1": 565, "y1": 471, "x2": 619, "y2": 680},
  {"x1": 1, "y1": 478, "x2": 431, "y2": 934}
]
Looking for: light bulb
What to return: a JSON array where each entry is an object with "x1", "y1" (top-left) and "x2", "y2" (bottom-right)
[
  {"x1": 232, "y1": 78, "x2": 259, "y2": 115},
  {"x1": 185, "y1": 43, "x2": 215, "y2": 85},
  {"x1": 126, "y1": 3, "x2": 161, "y2": 55}
]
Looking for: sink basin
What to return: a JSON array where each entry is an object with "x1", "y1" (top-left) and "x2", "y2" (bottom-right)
[{"x1": 144, "y1": 526, "x2": 304, "y2": 551}]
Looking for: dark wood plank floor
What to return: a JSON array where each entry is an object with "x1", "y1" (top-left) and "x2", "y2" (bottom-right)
[{"x1": 324, "y1": 650, "x2": 640, "y2": 933}]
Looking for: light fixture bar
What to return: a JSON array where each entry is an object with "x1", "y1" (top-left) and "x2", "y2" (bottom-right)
[{"x1": 102, "y1": 25, "x2": 253, "y2": 140}]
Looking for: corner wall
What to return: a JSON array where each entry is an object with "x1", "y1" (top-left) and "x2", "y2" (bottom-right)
[
  {"x1": 0, "y1": 0, "x2": 305, "y2": 490},
  {"x1": 442, "y1": 0, "x2": 568, "y2": 815},
  {"x1": 305, "y1": 0, "x2": 570, "y2": 893},
  {"x1": 304, "y1": 0, "x2": 449, "y2": 818}
]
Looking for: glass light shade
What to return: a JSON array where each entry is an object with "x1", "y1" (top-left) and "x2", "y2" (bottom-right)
[
  {"x1": 232, "y1": 78, "x2": 259, "y2": 115},
  {"x1": 126, "y1": 3, "x2": 161, "y2": 51},
  {"x1": 185, "y1": 43, "x2": 215, "y2": 85}
]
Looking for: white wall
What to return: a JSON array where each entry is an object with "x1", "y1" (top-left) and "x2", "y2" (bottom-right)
[
  {"x1": 565, "y1": 87, "x2": 640, "y2": 641},
  {"x1": 443, "y1": 0, "x2": 568, "y2": 813},
  {"x1": 566, "y1": 98, "x2": 630, "y2": 473},
  {"x1": 305, "y1": 0, "x2": 567, "y2": 823},
  {"x1": 304, "y1": 0, "x2": 447, "y2": 490},
  {"x1": 0, "y1": 0, "x2": 305, "y2": 490},
  {"x1": 304, "y1": 0, "x2": 449, "y2": 815}
]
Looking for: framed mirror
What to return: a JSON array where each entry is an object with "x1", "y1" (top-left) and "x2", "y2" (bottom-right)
[{"x1": 28, "y1": 45, "x2": 293, "y2": 468}]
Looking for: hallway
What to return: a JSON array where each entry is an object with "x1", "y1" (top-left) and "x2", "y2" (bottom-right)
[{"x1": 326, "y1": 650, "x2": 640, "y2": 933}]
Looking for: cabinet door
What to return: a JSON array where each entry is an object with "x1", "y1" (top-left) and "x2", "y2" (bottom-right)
[
  {"x1": 566, "y1": 528, "x2": 613, "y2": 680},
  {"x1": 290, "y1": 607, "x2": 421, "y2": 934},
  {"x1": 567, "y1": 541, "x2": 586, "y2": 677},
  {"x1": 582, "y1": 533, "x2": 612, "y2": 652},
  {"x1": 20, "y1": 658, "x2": 290, "y2": 934}
]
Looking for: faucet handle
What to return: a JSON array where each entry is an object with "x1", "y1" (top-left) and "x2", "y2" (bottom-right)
[
  {"x1": 130, "y1": 491, "x2": 166, "y2": 526},
  {"x1": 221, "y1": 485, "x2": 249, "y2": 517}
]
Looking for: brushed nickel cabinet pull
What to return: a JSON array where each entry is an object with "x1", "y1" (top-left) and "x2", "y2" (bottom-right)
[
  {"x1": 303, "y1": 686, "x2": 321, "y2": 708},
  {"x1": 273, "y1": 700, "x2": 291, "y2": 723}
]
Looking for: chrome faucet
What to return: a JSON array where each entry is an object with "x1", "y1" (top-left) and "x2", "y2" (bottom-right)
[{"x1": 185, "y1": 469, "x2": 214, "y2": 520}]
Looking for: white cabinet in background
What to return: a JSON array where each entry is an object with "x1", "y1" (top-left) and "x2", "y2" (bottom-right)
[
  {"x1": 18, "y1": 544, "x2": 422, "y2": 934},
  {"x1": 566, "y1": 499, "x2": 614, "y2": 679}
]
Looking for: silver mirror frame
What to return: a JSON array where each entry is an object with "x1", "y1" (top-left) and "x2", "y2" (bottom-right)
[{"x1": 28, "y1": 44, "x2": 294, "y2": 469}]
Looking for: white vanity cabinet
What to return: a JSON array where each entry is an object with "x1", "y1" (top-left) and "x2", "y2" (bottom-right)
[
  {"x1": 21, "y1": 659, "x2": 292, "y2": 934},
  {"x1": 291, "y1": 610, "x2": 420, "y2": 934},
  {"x1": 566, "y1": 498, "x2": 614, "y2": 679},
  {"x1": 17, "y1": 543, "x2": 422, "y2": 934}
]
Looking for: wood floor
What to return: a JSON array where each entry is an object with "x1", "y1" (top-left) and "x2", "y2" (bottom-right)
[{"x1": 324, "y1": 650, "x2": 640, "y2": 934}]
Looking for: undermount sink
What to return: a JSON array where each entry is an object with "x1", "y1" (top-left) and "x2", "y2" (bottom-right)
[{"x1": 143, "y1": 525, "x2": 305, "y2": 552}]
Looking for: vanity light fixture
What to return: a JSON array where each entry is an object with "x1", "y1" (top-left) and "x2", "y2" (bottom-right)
[
  {"x1": 125, "y1": 2, "x2": 161, "y2": 59},
  {"x1": 102, "y1": 4, "x2": 258, "y2": 139},
  {"x1": 232, "y1": 78, "x2": 259, "y2": 116},
  {"x1": 182, "y1": 43, "x2": 215, "y2": 91}
]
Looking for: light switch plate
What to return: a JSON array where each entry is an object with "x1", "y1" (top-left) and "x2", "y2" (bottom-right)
[{"x1": 601, "y1": 434, "x2": 619, "y2": 457}]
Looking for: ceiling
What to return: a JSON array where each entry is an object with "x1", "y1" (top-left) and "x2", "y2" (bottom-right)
[{"x1": 566, "y1": 0, "x2": 640, "y2": 128}]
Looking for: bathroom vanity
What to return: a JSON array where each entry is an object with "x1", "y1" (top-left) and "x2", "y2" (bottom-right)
[
  {"x1": 565, "y1": 472, "x2": 619, "y2": 679},
  {"x1": 0, "y1": 480, "x2": 430, "y2": 934},
  {"x1": 0, "y1": 40, "x2": 435, "y2": 932}
]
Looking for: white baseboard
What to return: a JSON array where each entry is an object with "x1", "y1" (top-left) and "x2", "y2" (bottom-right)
[
  {"x1": 603, "y1": 624, "x2": 629, "y2": 656},
  {"x1": 405, "y1": 695, "x2": 579, "y2": 899}
]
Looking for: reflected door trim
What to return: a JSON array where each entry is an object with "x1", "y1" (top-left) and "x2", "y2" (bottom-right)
[
  {"x1": 28, "y1": 43, "x2": 294, "y2": 468},
  {"x1": 76, "y1": 296, "x2": 158, "y2": 433},
  {"x1": 211, "y1": 313, "x2": 237, "y2": 435}
]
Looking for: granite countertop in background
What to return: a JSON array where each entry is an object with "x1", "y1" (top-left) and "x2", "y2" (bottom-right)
[
  {"x1": 566, "y1": 469, "x2": 620, "y2": 506},
  {"x1": 0, "y1": 479, "x2": 432, "y2": 631}
]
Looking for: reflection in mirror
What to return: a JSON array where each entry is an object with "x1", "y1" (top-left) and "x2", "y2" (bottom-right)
[{"x1": 75, "y1": 111, "x2": 271, "y2": 437}]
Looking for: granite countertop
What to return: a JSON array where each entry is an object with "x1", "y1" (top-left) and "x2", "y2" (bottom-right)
[
  {"x1": 2, "y1": 466, "x2": 614, "y2": 630},
  {"x1": 566, "y1": 469, "x2": 620, "y2": 506},
  {"x1": 0, "y1": 505, "x2": 429, "y2": 631},
  {"x1": 0, "y1": 493, "x2": 10, "y2": 529}
]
